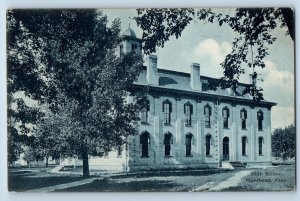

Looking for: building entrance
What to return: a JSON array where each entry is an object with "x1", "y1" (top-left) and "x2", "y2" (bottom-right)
[{"x1": 223, "y1": 137, "x2": 229, "y2": 161}]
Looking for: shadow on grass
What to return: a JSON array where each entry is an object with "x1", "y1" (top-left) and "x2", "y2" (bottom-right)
[
  {"x1": 56, "y1": 178, "x2": 181, "y2": 192},
  {"x1": 111, "y1": 169, "x2": 233, "y2": 179},
  {"x1": 8, "y1": 171, "x2": 86, "y2": 192}
]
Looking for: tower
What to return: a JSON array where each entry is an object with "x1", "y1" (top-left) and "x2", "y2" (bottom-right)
[{"x1": 118, "y1": 26, "x2": 142, "y2": 56}]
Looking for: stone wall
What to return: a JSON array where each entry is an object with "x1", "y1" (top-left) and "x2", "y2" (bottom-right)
[{"x1": 128, "y1": 94, "x2": 272, "y2": 171}]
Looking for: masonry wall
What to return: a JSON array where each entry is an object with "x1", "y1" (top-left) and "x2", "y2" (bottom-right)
[{"x1": 128, "y1": 95, "x2": 272, "y2": 171}]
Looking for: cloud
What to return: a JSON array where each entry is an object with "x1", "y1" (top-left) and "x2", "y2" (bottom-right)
[
  {"x1": 192, "y1": 38, "x2": 231, "y2": 78},
  {"x1": 257, "y1": 60, "x2": 295, "y2": 130},
  {"x1": 259, "y1": 60, "x2": 294, "y2": 108}
]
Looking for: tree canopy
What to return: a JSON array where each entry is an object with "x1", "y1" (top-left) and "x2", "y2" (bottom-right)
[
  {"x1": 135, "y1": 8, "x2": 294, "y2": 101},
  {"x1": 272, "y1": 124, "x2": 295, "y2": 160},
  {"x1": 7, "y1": 9, "x2": 144, "y2": 176}
]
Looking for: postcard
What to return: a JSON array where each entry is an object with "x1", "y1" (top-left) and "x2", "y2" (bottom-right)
[{"x1": 7, "y1": 8, "x2": 295, "y2": 192}]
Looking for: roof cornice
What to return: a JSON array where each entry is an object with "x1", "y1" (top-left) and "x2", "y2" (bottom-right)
[{"x1": 131, "y1": 84, "x2": 277, "y2": 109}]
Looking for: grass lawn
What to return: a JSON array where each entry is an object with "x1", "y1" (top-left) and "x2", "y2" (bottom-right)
[
  {"x1": 57, "y1": 169, "x2": 236, "y2": 192},
  {"x1": 8, "y1": 168, "x2": 86, "y2": 192},
  {"x1": 8, "y1": 164, "x2": 295, "y2": 192},
  {"x1": 221, "y1": 164, "x2": 296, "y2": 191}
]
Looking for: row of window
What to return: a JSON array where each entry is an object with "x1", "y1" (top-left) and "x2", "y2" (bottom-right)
[
  {"x1": 140, "y1": 132, "x2": 264, "y2": 158},
  {"x1": 141, "y1": 100, "x2": 264, "y2": 130}
]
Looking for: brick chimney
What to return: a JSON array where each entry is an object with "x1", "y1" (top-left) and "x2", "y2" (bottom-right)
[
  {"x1": 190, "y1": 63, "x2": 202, "y2": 91},
  {"x1": 146, "y1": 54, "x2": 158, "y2": 85}
]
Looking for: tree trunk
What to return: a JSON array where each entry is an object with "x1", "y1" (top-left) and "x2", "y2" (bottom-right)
[
  {"x1": 45, "y1": 156, "x2": 49, "y2": 167},
  {"x1": 82, "y1": 148, "x2": 90, "y2": 177}
]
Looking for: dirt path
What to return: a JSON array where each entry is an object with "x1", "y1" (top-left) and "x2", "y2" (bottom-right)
[
  {"x1": 192, "y1": 170, "x2": 253, "y2": 192},
  {"x1": 26, "y1": 177, "x2": 99, "y2": 192}
]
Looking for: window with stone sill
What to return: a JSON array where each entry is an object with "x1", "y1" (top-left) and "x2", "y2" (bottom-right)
[
  {"x1": 141, "y1": 108, "x2": 148, "y2": 124},
  {"x1": 240, "y1": 108, "x2": 247, "y2": 129},
  {"x1": 184, "y1": 102, "x2": 193, "y2": 126},
  {"x1": 257, "y1": 110, "x2": 263, "y2": 131},
  {"x1": 204, "y1": 104, "x2": 211, "y2": 128},
  {"x1": 163, "y1": 100, "x2": 172, "y2": 124},
  {"x1": 140, "y1": 99, "x2": 150, "y2": 124},
  {"x1": 222, "y1": 107, "x2": 230, "y2": 128}
]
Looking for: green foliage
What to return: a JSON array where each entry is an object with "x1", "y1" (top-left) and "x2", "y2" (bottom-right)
[
  {"x1": 135, "y1": 8, "x2": 294, "y2": 101},
  {"x1": 7, "y1": 9, "x2": 144, "y2": 176},
  {"x1": 272, "y1": 124, "x2": 295, "y2": 160}
]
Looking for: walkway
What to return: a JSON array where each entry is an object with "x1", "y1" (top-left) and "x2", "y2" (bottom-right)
[
  {"x1": 191, "y1": 170, "x2": 253, "y2": 192},
  {"x1": 26, "y1": 177, "x2": 99, "y2": 192}
]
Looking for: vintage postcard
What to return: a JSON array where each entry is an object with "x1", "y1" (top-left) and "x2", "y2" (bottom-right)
[{"x1": 7, "y1": 8, "x2": 295, "y2": 192}]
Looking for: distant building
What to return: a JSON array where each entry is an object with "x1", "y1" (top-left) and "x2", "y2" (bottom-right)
[{"x1": 62, "y1": 27, "x2": 277, "y2": 172}]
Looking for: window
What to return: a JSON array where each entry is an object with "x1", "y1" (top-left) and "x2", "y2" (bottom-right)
[
  {"x1": 222, "y1": 107, "x2": 229, "y2": 128},
  {"x1": 185, "y1": 133, "x2": 193, "y2": 156},
  {"x1": 119, "y1": 44, "x2": 123, "y2": 56},
  {"x1": 240, "y1": 109, "x2": 247, "y2": 129},
  {"x1": 205, "y1": 134, "x2": 212, "y2": 156},
  {"x1": 242, "y1": 136, "x2": 247, "y2": 156},
  {"x1": 164, "y1": 132, "x2": 173, "y2": 156},
  {"x1": 204, "y1": 104, "x2": 211, "y2": 127},
  {"x1": 140, "y1": 132, "x2": 150, "y2": 157},
  {"x1": 163, "y1": 100, "x2": 172, "y2": 124},
  {"x1": 258, "y1": 137, "x2": 264, "y2": 156},
  {"x1": 257, "y1": 110, "x2": 263, "y2": 130},
  {"x1": 184, "y1": 103, "x2": 193, "y2": 125},
  {"x1": 131, "y1": 44, "x2": 137, "y2": 52},
  {"x1": 117, "y1": 146, "x2": 122, "y2": 157},
  {"x1": 141, "y1": 99, "x2": 150, "y2": 123}
]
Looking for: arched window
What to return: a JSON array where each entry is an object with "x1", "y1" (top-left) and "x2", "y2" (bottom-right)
[
  {"x1": 240, "y1": 108, "x2": 247, "y2": 129},
  {"x1": 140, "y1": 132, "x2": 150, "y2": 157},
  {"x1": 258, "y1": 137, "x2": 264, "y2": 156},
  {"x1": 204, "y1": 104, "x2": 211, "y2": 127},
  {"x1": 164, "y1": 132, "x2": 173, "y2": 156},
  {"x1": 185, "y1": 133, "x2": 193, "y2": 156},
  {"x1": 257, "y1": 110, "x2": 263, "y2": 130},
  {"x1": 184, "y1": 102, "x2": 193, "y2": 125},
  {"x1": 205, "y1": 134, "x2": 212, "y2": 156},
  {"x1": 163, "y1": 100, "x2": 172, "y2": 124},
  {"x1": 242, "y1": 136, "x2": 247, "y2": 156},
  {"x1": 141, "y1": 99, "x2": 150, "y2": 123},
  {"x1": 222, "y1": 107, "x2": 230, "y2": 128}
]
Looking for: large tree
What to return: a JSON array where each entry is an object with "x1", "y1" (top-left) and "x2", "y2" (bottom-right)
[
  {"x1": 135, "y1": 8, "x2": 294, "y2": 101},
  {"x1": 7, "y1": 9, "x2": 144, "y2": 176},
  {"x1": 272, "y1": 124, "x2": 295, "y2": 161}
]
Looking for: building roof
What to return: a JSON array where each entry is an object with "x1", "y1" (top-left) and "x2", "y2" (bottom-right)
[
  {"x1": 134, "y1": 66, "x2": 277, "y2": 107},
  {"x1": 123, "y1": 27, "x2": 137, "y2": 38}
]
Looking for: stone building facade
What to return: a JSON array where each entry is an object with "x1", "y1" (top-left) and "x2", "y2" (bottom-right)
[
  {"x1": 59, "y1": 27, "x2": 276, "y2": 172},
  {"x1": 123, "y1": 27, "x2": 276, "y2": 171}
]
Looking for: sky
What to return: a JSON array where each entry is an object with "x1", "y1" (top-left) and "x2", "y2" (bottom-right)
[{"x1": 103, "y1": 8, "x2": 295, "y2": 131}]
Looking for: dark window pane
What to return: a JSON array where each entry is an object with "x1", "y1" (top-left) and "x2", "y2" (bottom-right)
[
  {"x1": 259, "y1": 137, "x2": 263, "y2": 155},
  {"x1": 140, "y1": 133, "x2": 149, "y2": 157},
  {"x1": 165, "y1": 145, "x2": 171, "y2": 156},
  {"x1": 206, "y1": 135, "x2": 211, "y2": 156},
  {"x1": 242, "y1": 137, "x2": 247, "y2": 156},
  {"x1": 141, "y1": 108, "x2": 148, "y2": 123},
  {"x1": 242, "y1": 119, "x2": 246, "y2": 129}
]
